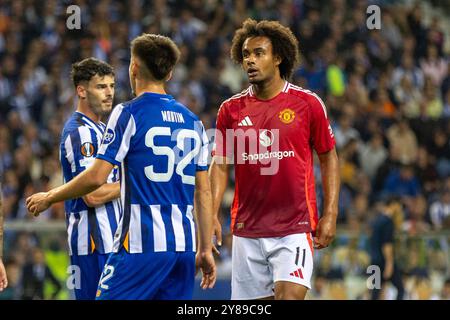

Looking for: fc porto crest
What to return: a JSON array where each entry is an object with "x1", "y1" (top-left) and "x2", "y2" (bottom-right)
[
  {"x1": 279, "y1": 108, "x2": 296, "y2": 124},
  {"x1": 102, "y1": 128, "x2": 115, "y2": 145}
]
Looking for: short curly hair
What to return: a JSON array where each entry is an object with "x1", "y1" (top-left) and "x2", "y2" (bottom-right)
[
  {"x1": 71, "y1": 58, "x2": 114, "y2": 87},
  {"x1": 230, "y1": 19, "x2": 300, "y2": 80}
]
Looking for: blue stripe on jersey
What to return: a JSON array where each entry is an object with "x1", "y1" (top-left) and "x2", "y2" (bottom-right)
[
  {"x1": 71, "y1": 213, "x2": 80, "y2": 256},
  {"x1": 91, "y1": 128, "x2": 99, "y2": 157},
  {"x1": 68, "y1": 129, "x2": 84, "y2": 173},
  {"x1": 180, "y1": 205, "x2": 193, "y2": 252},
  {"x1": 139, "y1": 205, "x2": 154, "y2": 252},
  {"x1": 105, "y1": 202, "x2": 118, "y2": 235},
  {"x1": 119, "y1": 159, "x2": 132, "y2": 249},
  {"x1": 160, "y1": 205, "x2": 176, "y2": 252},
  {"x1": 88, "y1": 207, "x2": 104, "y2": 254},
  {"x1": 61, "y1": 152, "x2": 73, "y2": 215}
]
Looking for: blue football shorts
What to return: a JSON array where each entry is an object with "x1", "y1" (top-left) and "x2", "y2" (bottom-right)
[
  {"x1": 95, "y1": 247, "x2": 196, "y2": 300},
  {"x1": 70, "y1": 252, "x2": 110, "y2": 300}
]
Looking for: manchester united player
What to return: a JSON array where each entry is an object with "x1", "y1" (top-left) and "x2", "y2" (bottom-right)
[{"x1": 210, "y1": 19, "x2": 340, "y2": 300}]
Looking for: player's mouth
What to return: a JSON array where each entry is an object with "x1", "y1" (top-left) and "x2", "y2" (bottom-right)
[{"x1": 247, "y1": 68, "x2": 258, "y2": 78}]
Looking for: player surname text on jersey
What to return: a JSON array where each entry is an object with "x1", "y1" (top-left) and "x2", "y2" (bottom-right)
[{"x1": 161, "y1": 110, "x2": 185, "y2": 123}]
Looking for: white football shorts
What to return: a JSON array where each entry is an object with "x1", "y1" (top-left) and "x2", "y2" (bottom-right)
[{"x1": 231, "y1": 233, "x2": 314, "y2": 300}]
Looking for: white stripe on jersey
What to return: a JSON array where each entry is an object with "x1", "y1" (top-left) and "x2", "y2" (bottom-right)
[
  {"x1": 96, "y1": 205, "x2": 114, "y2": 253},
  {"x1": 67, "y1": 214, "x2": 76, "y2": 256},
  {"x1": 112, "y1": 162, "x2": 126, "y2": 252},
  {"x1": 130, "y1": 204, "x2": 143, "y2": 253},
  {"x1": 77, "y1": 211, "x2": 89, "y2": 255},
  {"x1": 198, "y1": 128, "x2": 209, "y2": 168},
  {"x1": 64, "y1": 135, "x2": 76, "y2": 173},
  {"x1": 150, "y1": 205, "x2": 167, "y2": 252},
  {"x1": 171, "y1": 205, "x2": 186, "y2": 251},
  {"x1": 186, "y1": 205, "x2": 196, "y2": 252},
  {"x1": 113, "y1": 200, "x2": 121, "y2": 228},
  {"x1": 78, "y1": 126, "x2": 94, "y2": 167},
  {"x1": 81, "y1": 115, "x2": 103, "y2": 138},
  {"x1": 222, "y1": 87, "x2": 251, "y2": 105},
  {"x1": 288, "y1": 84, "x2": 328, "y2": 118},
  {"x1": 98, "y1": 104, "x2": 124, "y2": 155},
  {"x1": 115, "y1": 115, "x2": 136, "y2": 163}
]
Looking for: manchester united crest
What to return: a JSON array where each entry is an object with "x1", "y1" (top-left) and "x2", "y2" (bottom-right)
[{"x1": 279, "y1": 108, "x2": 295, "y2": 124}]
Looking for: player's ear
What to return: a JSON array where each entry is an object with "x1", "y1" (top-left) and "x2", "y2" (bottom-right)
[
  {"x1": 165, "y1": 70, "x2": 173, "y2": 82},
  {"x1": 76, "y1": 84, "x2": 87, "y2": 99},
  {"x1": 132, "y1": 61, "x2": 139, "y2": 76},
  {"x1": 129, "y1": 58, "x2": 138, "y2": 79},
  {"x1": 274, "y1": 54, "x2": 282, "y2": 67}
]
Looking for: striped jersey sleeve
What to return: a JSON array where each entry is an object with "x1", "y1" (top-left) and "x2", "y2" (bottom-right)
[
  {"x1": 62, "y1": 125, "x2": 100, "y2": 175},
  {"x1": 97, "y1": 104, "x2": 136, "y2": 166},
  {"x1": 196, "y1": 120, "x2": 209, "y2": 171}
]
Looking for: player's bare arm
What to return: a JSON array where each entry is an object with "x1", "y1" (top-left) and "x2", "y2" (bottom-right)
[
  {"x1": 314, "y1": 148, "x2": 340, "y2": 249},
  {"x1": 0, "y1": 184, "x2": 7, "y2": 291},
  {"x1": 208, "y1": 155, "x2": 231, "y2": 248},
  {"x1": 194, "y1": 170, "x2": 217, "y2": 289},
  {"x1": 83, "y1": 181, "x2": 120, "y2": 208},
  {"x1": 26, "y1": 159, "x2": 114, "y2": 216}
]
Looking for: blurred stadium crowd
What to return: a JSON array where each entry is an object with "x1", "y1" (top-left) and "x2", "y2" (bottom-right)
[{"x1": 0, "y1": 0, "x2": 449, "y2": 299}]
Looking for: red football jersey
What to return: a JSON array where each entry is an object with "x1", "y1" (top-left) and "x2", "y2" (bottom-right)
[{"x1": 214, "y1": 82, "x2": 335, "y2": 238}]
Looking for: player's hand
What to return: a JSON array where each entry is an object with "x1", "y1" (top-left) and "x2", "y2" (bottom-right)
[
  {"x1": 195, "y1": 251, "x2": 216, "y2": 289},
  {"x1": 0, "y1": 259, "x2": 8, "y2": 292},
  {"x1": 313, "y1": 214, "x2": 337, "y2": 249},
  {"x1": 212, "y1": 216, "x2": 222, "y2": 255},
  {"x1": 26, "y1": 192, "x2": 52, "y2": 217}
]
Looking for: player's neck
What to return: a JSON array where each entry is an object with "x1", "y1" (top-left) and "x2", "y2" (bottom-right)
[
  {"x1": 252, "y1": 76, "x2": 286, "y2": 100},
  {"x1": 77, "y1": 102, "x2": 100, "y2": 123},
  {"x1": 135, "y1": 81, "x2": 167, "y2": 97}
]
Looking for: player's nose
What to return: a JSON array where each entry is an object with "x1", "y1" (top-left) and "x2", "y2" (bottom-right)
[{"x1": 244, "y1": 53, "x2": 256, "y2": 65}]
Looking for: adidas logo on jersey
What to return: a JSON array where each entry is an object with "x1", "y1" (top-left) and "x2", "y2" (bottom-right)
[
  {"x1": 238, "y1": 116, "x2": 253, "y2": 126},
  {"x1": 290, "y1": 268, "x2": 304, "y2": 279}
]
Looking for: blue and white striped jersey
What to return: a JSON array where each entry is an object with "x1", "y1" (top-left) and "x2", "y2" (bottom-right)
[
  {"x1": 60, "y1": 111, "x2": 122, "y2": 256},
  {"x1": 97, "y1": 92, "x2": 209, "y2": 253}
]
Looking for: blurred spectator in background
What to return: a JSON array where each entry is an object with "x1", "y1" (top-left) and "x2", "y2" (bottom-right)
[
  {"x1": 386, "y1": 118, "x2": 418, "y2": 165},
  {"x1": 358, "y1": 133, "x2": 388, "y2": 182},
  {"x1": 382, "y1": 163, "x2": 421, "y2": 199},
  {"x1": 429, "y1": 189, "x2": 450, "y2": 230},
  {"x1": 0, "y1": 258, "x2": 21, "y2": 300},
  {"x1": 391, "y1": 53, "x2": 424, "y2": 90},
  {"x1": 439, "y1": 278, "x2": 450, "y2": 300},
  {"x1": 21, "y1": 247, "x2": 61, "y2": 300},
  {"x1": 369, "y1": 198, "x2": 405, "y2": 300},
  {"x1": 428, "y1": 129, "x2": 450, "y2": 178},
  {"x1": 402, "y1": 195, "x2": 432, "y2": 235},
  {"x1": 334, "y1": 115, "x2": 360, "y2": 150},
  {"x1": 421, "y1": 78, "x2": 444, "y2": 119},
  {"x1": 420, "y1": 45, "x2": 448, "y2": 87},
  {"x1": 415, "y1": 146, "x2": 440, "y2": 197}
]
